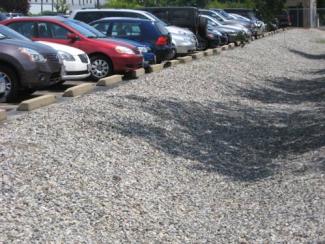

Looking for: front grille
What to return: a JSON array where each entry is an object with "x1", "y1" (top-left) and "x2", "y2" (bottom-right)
[
  {"x1": 45, "y1": 53, "x2": 59, "y2": 62},
  {"x1": 78, "y1": 54, "x2": 89, "y2": 63}
]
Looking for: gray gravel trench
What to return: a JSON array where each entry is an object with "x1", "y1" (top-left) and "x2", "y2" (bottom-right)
[{"x1": 1, "y1": 29, "x2": 325, "y2": 242}]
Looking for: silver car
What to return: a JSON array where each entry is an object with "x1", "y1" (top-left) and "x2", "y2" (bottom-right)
[{"x1": 166, "y1": 26, "x2": 197, "y2": 57}]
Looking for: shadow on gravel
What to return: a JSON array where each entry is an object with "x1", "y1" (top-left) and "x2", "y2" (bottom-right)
[
  {"x1": 240, "y1": 77, "x2": 325, "y2": 105},
  {"x1": 289, "y1": 48, "x2": 325, "y2": 60},
  {"x1": 108, "y1": 95, "x2": 325, "y2": 181}
]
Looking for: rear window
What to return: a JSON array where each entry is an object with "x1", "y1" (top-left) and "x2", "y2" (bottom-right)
[
  {"x1": 155, "y1": 22, "x2": 168, "y2": 35},
  {"x1": 111, "y1": 22, "x2": 142, "y2": 37},
  {"x1": 74, "y1": 11, "x2": 105, "y2": 23}
]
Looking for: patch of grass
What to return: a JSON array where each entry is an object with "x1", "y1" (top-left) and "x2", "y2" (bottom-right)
[{"x1": 315, "y1": 39, "x2": 325, "y2": 44}]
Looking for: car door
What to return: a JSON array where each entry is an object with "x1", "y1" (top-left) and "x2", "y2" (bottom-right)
[{"x1": 32, "y1": 21, "x2": 73, "y2": 46}]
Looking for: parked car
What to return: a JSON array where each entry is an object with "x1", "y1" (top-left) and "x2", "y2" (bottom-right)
[
  {"x1": 70, "y1": 8, "x2": 198, "y2": 56},
  {"x1": 89, "y1": 17, "x2": 173, "y2": 63},
  {"x1": 1, "y1": 17, "x2": 144, "y2": 80},
  {"x1": 277, "y1": 10, "x2": 291, "y2": 28},
  {"x1": 0, "y1": 25, "x2": 62, "y2": 102},
  {"x1": 37, "y1": 41, "x2": 91, "y2": 80},
  {"x1": 201, "y1": 14, "x2": 248, "y2": 43}
]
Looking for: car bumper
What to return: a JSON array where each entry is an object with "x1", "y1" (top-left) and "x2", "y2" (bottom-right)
[
  {"x1": 21, "y1": 62, "x2": 62, "y2": 89},
  {"x1": 111, "y1": 54, "x2": 144, "y2": 73},
  {"x1": 175, "y1": 43, "x2": 196, "y2": 55},
  {"x1": 61, "y1": 62, "x2": 91, "y2": 80}
]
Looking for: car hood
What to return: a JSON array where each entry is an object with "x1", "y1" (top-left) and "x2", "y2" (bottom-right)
[
  {"x1": 107, "y1": 37, "x2": 149, "y2": 49},
  {"x1": 95, "y1": 37, "x2": 138, "y2": 51},
  {"x1": 0, "y1": 38, "x2": 57, "y2": 54},
  {"x1": 37, "y1": 41, "x2": 86, "y2": 55}
]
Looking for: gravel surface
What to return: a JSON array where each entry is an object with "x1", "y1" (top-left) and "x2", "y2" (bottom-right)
[{"x1": 1, "y1": 29, "x2": 325, "y2": 242}]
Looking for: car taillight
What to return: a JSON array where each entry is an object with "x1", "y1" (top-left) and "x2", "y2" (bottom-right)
[{"x1": 155, "y1": 36, "x2": 168, "y2": 46}]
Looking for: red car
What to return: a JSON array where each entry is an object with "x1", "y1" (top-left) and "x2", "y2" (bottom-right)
[{"x1": 1, "y1": 17, "x2": 144, "y2": 80}]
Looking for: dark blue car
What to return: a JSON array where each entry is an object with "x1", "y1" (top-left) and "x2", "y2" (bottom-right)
[{"x1": 89, "y1": 17, "x2": 174, "y2": 63}]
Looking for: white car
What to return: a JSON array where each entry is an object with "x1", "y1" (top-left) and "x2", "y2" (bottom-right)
[{"x1": 37, "y1": 41, "x2": 91, "y2": 80}]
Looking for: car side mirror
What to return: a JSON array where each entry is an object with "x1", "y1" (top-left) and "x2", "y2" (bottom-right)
[{"x1": 67, "y1": 33, "x2": 79, "y2": 41}]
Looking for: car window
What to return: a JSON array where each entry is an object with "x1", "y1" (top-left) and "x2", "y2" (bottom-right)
[
  {"x1": 155, "y1": 22, "x2": 168, "y2": 35},
  {"x1": 91, "y1": 22, "x2": 110, "y2": 35},
  {"x1": 111, "y1": 22, "x2": 142, "y2": 37},
  {"x1": 7, "y1": 21, "x2": 36, "y2": 38},
  {"x1": 74, "y1": 11, "x2": 105, "y2": 23},
  {"x1": 64, "y1": 20, "x2": 105, "y2": 38},
  {"x1": 0, "y1": 25, "x2": 30, "y2": 41},
  {"x1": 37, "y1": 22, "x2": 69, "y2": 39}
]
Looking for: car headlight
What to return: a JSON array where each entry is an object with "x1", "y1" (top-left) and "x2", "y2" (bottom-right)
[
  {"x1": 19, "y1": 47, "x2": 47, "y2": 63},
  {"x1": 115, "y1": 46, "x2": 135, "y2": 55},
  {"x1": 58, "y1": 50, "x2": 75, "y2": 61},
  {"x1": 138, "y1": 46, "x2": 149, "y2": 53}
]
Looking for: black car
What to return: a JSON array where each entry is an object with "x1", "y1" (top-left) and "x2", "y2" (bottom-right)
[
  {"x1": 89, "y1": 17, "x2": 174, "y2": 63},
  {"x1": 0, "y1": 25, "x2": 62, "y2": 102}
]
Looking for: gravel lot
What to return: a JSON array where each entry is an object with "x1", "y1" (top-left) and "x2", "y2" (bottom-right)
[{"x1": 1, "y1": 29, "x2": 325, "y2": 242}]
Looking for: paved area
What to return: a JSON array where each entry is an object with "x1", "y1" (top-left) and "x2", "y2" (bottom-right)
[{"x1": 0, "y1": 29, "x2": 324, "y2": 242}]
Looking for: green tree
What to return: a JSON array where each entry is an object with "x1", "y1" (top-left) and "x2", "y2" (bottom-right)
[
  {"x1": 0, "y1": 0, "x2": 30, "y2": 14},
  {"x1": 55, "y1": 0, "x2": 69, "y2": 13},
  {"x1": 254, "y1": 0, "x2": 284, "y2": 21}
]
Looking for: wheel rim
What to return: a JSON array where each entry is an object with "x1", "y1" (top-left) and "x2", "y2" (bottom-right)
[
  {"x1": 91, "y1": 59, "x2": 110, "y2": 79},
  {"x1": 0, "y1": 71, "x2": 12, "y2": 97}
]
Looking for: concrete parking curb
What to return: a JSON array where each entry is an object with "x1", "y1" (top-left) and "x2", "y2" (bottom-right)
[
  {"x1": 221, "y1": 45, "x2": 228, "y2": 51},
  {"x1": 63, "y1": 83, "x2": 94, "y2": 97},
  {"x1": 228, "y1": 43, "x2": 235, "y2": 49},
  {"x1": 146, "y1": 63, "x2": 164, "y2": 73},
  {"x1": 235, "y1": 41, "x2": 241, "y2": 46},
  {"x1": 0, "y1": 109, "x2": 6, "y2": 121},
  {"x1": 177, "y1": 56, "x2": 192, "y2": 63},
  {"x1": 204, "y1": 49, "x2": 214, "y2": 56},
  {"x1": 97, "y1": 75, "x2": 123, "y2": 87},
  {"x1": 164, "y1": 59, "x2": 180, "y2": 67},
  {"x1": 251, "y1": 36, "x2": 256, "y2": 41},
  {"x1": 190, "y1": 52, "x2": 204, "y2": 59},
  {"x1": 212, "y1": 47, "x2": 222, "y2": 54},
  {"x1": 131, "y1": 68, "x2": 145, "y2": 78},
  {"x1": 17, "y1": 94, "x2": 56, "y2": 111}
]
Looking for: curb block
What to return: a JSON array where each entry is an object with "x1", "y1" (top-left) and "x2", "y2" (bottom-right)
[
  {"x1": 146, "y1": 63, "x2": 164, "y2": 73},
  {"x1": 228, "y1": 43, "x2": 235, "y2": 49},
  {"x1": 212, "y1": 48, "x2": 222, "y2": 54},
  {"x1": 0, "y1": 109, "x2": 6, "y2": 121},
  {"x1": 221, "y1": 45, "x2": 228, "y2": 51},
  {"x1": 97, "y1": 75, "x2": 123, "y2": 87},
  {"x1": 63, "y1": 83, "x2": 94, "y2": 97},
  {"x1": 235, "y1": 41, "x2": 241, "y2": 46},
  {"x1": 130, "y1": 68, "x2": 145, "y2": 79},
  {"x1": 204, "y1": 49, "x2": 214, "y2": 56},
  {"x1": 17, "y1": 95, "x2": 56, "y2": 111},
  {"x1": 177, "y1": 56, "x2": 192, "y2": 63},
  {"x1": 164, "y1": 60, "x2": 180, "y2": 68},
  {"x1": 190, "y1": 52, "x2": 204, "y2": 59},
  {"x1": 251, "y1": 36, "x2": 256, "y2": 41}
]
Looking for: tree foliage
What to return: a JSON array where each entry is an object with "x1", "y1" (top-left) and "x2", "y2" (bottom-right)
[
  {"x1": 55, "y1": 0, "x2": 69, "y2": 13},
  {"x1": 0, "y1": 0, "x2": 30, "y2": 14},
  {"x1": 104, "y1": 0, "x2": 284, "y2": 19}
]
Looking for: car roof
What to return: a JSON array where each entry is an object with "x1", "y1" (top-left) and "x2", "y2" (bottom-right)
[
  {"x1": 93, "y1": 17, "x2": 153, "y2": 22},
  {"x1": 71, "y1": 8, "x2": 149, "y2": 14},
  {"x1": 2, "y1": 16, "x2": 67, "y2": 22}
]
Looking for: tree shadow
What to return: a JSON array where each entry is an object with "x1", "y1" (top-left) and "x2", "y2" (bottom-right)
[
  {"x1": 240, "y1": 77, "x2": 325, "y2": 105},
  {"x1": 289, "y1": 48, "x2": 325, "y2": 60},
  {"x1": 101, "y1": 95, "x2": 325, "y2": 181}
]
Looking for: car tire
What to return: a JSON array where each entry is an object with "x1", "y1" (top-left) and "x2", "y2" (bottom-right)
[
  {"x1": 0, "y1": 65, "x2": 20, "y2": 103},
  {"x1": 90, "y1": 55, "x2": 113, "y2": 80},
  {"x1": 170, "y1": 45, "x2": 177, "y2": 59}
]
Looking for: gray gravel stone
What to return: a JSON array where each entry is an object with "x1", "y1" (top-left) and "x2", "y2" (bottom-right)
[{"x1": 0, "y1": 29, "x2": 324, "y2": 242}]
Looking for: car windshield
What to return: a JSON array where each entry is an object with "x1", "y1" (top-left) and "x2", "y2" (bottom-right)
[
  {"x1": 218, "y1": 10, "x2": 233, "y2": 20},
  {"x1": 0, "y1": 25, "x2": 30, "y2": 41},
  {"x1": 64, "y1": 19, "x2": 106, "y2": 38}
]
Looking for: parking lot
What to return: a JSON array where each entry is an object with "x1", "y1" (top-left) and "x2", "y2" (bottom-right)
[{"x1": 0, "y1": 29, "x2": 324, "y2": 242}]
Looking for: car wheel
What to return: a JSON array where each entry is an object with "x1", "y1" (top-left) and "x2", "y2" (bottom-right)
[
  {"x1": 90, "y1": 55, "x2": 113, "y2": 80},
  {"x1": 0, "y1": 65, "x2": 19, "y2": 103},
  {"x1": 170, "y1": 45, "x2": 177, "y2": 59}
]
